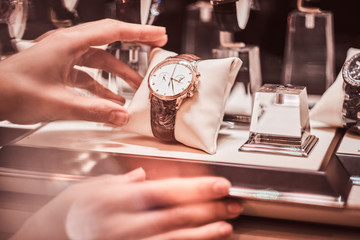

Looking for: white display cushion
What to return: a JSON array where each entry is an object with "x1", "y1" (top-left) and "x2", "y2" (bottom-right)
[
  {"x1": 310, "y1": 48, "x2": 360, "y2": 127},
  {"x1": 121, "y1": 48, "x2": 242, "y2": 154}
]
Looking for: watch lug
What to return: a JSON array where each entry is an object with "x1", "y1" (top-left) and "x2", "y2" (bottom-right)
[{"x1": 175, "y1": 95, "x2": 186, "y2": 109}]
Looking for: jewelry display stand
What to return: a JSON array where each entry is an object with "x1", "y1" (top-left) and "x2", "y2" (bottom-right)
[
  {"x1": 105, "y1": 41, "x2": 150, "y2": 98},
  {"x1": 211, "y1": 0, "x2": 262, "y2": 123},
  {"x1": 282, "y1": 0, "x2": 335, "y2": 96},
  {"x1": 182, "y1": 1, "x2": 219, "y2": 59},
  {"x1": 239, "y1": 84, "x2": 318, "y2": 157},
  {"x1": 213, "y1": 32, "x2": 262, "y2": 123}
]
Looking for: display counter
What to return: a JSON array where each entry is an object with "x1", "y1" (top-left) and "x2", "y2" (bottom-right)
[{"x1": 0, "y1": 120, "x2": 359, "y2": 239}]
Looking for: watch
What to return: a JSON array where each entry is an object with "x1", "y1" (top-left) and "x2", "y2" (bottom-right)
[
  {"x1": 210, "y1": 0, "x2": 251, "y2": 32},
  {"x1": 116, "y1": 0, "x2": 161, "y2": 25},
  {"x1": 148, "y1": 54, "x2": 201, "y2": 142},
  {"x1": 342, "y1": 52, "x2": 360, "y2": 134},
  {"x1": 0, "y1": 0, "x2": 28, "y2": 40}
]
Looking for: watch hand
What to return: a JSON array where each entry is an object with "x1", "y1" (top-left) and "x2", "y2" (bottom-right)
[
  {"x1": 167, "y1": 76, "x2": 175, "y2": 93},
  {"x1": 170, "y1": 64, "x2": 177, "y2": 82},
  {"x1": 168, "y1": 65, "x2": 178, "y2": 93},
  {"x1": 173, "y1": 76, "x2": 185, "y2": 83}
]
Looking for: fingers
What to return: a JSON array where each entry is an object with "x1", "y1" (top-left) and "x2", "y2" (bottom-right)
[
  {"x1": 136, "y1": 200, "x2": 242, "y2": 238},
  {"x1": 104, "y1": 177, "x2": 232, "y2": 212},
  {"x1": 143, "y1": 221, "x2": 233, "y2": 240},
  {"x1": 133, "y1": 177, "x2": 232, "y2": 210},
  {"x1": 69, "y1": 68, "x2": 126, "y2": 105},
  {"x1": 101, "y1": 199, "x2": 241, "y2": 239},
  {"x1": 0, "y1": 74, "x2": 129, "y2": 126},
  {"x1": 124, "y1": 168, "x2": 147, "y2": 182},
  {"x1": 34, "y1": 29, "x2": 58, "y2": 42},
  {"x1": 84, "y1": 168, "x2": 147, "y2": 186},
  {"x1": 138, "y1": 35, "x2": 168, "y2": 47},
  {"x1": 65, "y1": 176, "x2": 241, "y2": 240},
  {"x1": 76, "y1": 48, "x2": 143, "y2": 89},
  {"x1": 51, "y1": 19, "x2": 167, "y2": 50},
  {"x1": 39, "y1": 86, "x2": 129, "y2": 126},
  {"x1": 67, "y1": 94, "x2": 129, "y2": 126}
]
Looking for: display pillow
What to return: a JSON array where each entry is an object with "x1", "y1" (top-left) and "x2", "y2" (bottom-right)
[{"x1": 122, "y1": 48, "x2": 242, "y2": 154}]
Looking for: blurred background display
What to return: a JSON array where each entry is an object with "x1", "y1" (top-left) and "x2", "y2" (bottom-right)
[{"x1": 0, "y1": 0, "x2": 360, "y2": 86}]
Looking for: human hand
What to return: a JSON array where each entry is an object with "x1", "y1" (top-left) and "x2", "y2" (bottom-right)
[
  {"x1": 0, "y1": 19, "x2": 167, "y2": 125},
  {"x1": 11, "y1": 169, "x2": 242, "y2": 240}
]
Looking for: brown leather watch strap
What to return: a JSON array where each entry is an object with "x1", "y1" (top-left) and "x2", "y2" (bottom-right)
[{"x1": 150, "y1": 94, "x2": 177, "y2": 142}]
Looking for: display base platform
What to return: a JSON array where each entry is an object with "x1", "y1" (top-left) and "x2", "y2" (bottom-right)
[{"x1": 0, "y1": 120, "x2": 359, "y2": 231}]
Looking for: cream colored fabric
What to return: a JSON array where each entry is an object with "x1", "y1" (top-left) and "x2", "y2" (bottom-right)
[
  {"x1": 122, "y1": 48, "x2": 242, "y2": 154},
  {"x1": 310, "y1": 48, "x2": 360, "y2": 127}
]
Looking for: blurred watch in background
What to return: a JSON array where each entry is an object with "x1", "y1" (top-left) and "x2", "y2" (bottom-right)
[
  {"x1": 342, "y1": 52, "x2": 360, "y2": 135},
  {"x1": 0, "y1": 0, "x2": 28, "y2": 39},
  {"x1": 210, "y1": 0, "x2": 251, "y2": 32},
  {"x1": 0, "y1": 0, "x2": 28, "y2": 58},
  {"x1": 102, "y1": 0, "x2": 162, "y2": 99}
]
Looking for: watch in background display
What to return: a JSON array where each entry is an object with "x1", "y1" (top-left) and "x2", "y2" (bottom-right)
[
  {"x1": 342, "y1": 52, "x2": 360, "y2": 134},
  {"x1": 210, "y1": 0, "x2": 251, "y2": 32}
]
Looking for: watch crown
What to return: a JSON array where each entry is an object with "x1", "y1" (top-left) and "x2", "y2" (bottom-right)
[{"x1": 194, "y1": 80, "x2": 200, "y2": 88}]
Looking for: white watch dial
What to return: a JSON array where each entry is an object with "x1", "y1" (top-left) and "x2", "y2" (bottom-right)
[{"x1": 149, "y1": 62, "x2": 193, "y2": 97}]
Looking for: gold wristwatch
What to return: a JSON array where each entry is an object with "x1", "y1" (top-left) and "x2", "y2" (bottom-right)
[{"x1": 148, "y1": 54, "x2": 201, "y2": 142}]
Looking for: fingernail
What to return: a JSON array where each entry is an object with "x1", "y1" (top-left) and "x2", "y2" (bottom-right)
[
  {"x1": 212, "y1": 179, "x2": 231, "y2": 195},
  {"x1": 126, "y1": 168, "x2": 146, "y2": 182},
  {"x1": 227, "y1": 201, "x2": 243, "y2": 215},
  {"x1": 218, "y1": 223, "x2": 233, "y2": 236},
  {"x1": 109, "y1": 111, "x2": 129, "y2": 126}
]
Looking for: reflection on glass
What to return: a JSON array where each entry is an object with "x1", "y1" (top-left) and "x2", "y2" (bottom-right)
[
  {"x1": 182, "y1": 1, "x2": 219, "y2": 59},
  {"x1": 50, "y1": 0, "x2": 79, "y2": 28},
  {"x1": 104, "y1": 0, "x2": 161, "y2": 99},
  {"x1": 213, "y1": 44, "x2": 262, "y2": 123},
  {"x1": 240, "y1": 84, "x2": 318, "y2": 157},
  {"x1": 106, "y1": 41, "x2": 150, "y2": 97}
]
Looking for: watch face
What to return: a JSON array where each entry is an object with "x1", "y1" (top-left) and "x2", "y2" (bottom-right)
[
  {"x1": 343, "y1": 53, "x2": 360, "y2": 87},
  {"x1": 148, "y1": 60, "x2": 195, "y2": 100}
]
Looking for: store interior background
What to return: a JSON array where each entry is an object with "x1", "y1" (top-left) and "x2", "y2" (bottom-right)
[{"x1": 1, "y1": 0, "x2": 360, "y2": 86}]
